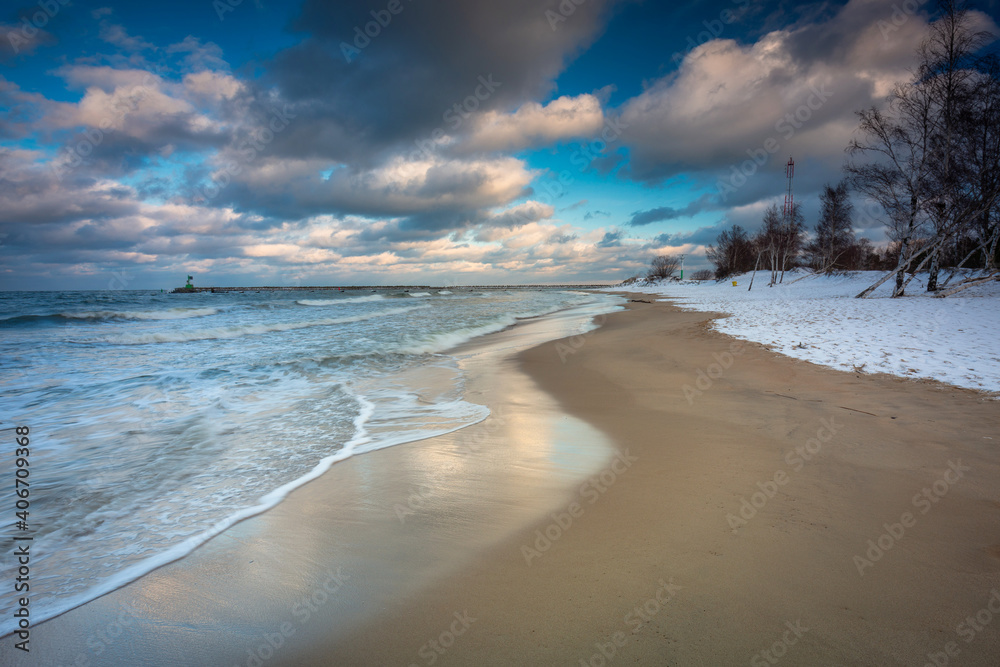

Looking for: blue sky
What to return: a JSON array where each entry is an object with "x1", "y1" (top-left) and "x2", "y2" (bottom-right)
[{"x1": 1, "y1": 0, "x2": 997, "y2": 289}]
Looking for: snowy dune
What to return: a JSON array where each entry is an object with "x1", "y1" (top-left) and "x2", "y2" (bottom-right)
[{"x1": 624, "y1": 270, "x2": 1000, "y2": 395}]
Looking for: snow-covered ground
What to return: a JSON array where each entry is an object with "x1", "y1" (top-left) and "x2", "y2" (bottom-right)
[{"x1": 623, "y1": 270, "x2": 1000, "y2": 395}]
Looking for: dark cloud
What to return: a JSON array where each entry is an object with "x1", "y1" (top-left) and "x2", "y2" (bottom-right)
[
  {"x1": 261, "y1": 0, "x2": 618, "y2": 162},
  {"x1": 596, "y1": 229, "x2": 624, "y2": 247},
  {"x1": 0, "y1": 21, "x2": 56, "y2": 62},
  {"x1": 173, "y1": 0, "x2": 622, "y2": 234},
  {"x1": 353, "y1": 219, "x2": 459, "y2": 246},
  {"x1": 0, "y1": 154, "x2": 140, "y2": 226},
  {"x1": 628, "y1": 194, "x2": 713, "y2": 226},
  {"x1": 0, "y1": 79, "x2": 46, "y2": 139},
  {"x1": 651, "y1": 222, "x2": 730, "y2": 248}
]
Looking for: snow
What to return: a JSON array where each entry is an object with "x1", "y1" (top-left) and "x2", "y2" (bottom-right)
[{"x1": 623, "y1": 270, "x2": 1000, "y2": 395}]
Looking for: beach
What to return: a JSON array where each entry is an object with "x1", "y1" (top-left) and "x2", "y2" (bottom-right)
[
  {"x1": 9, "y1": 296, "x2": 1000, "y2": 666},
  {"x1": 8, "y1": 2, "x2": 1000, "y2": 663}
]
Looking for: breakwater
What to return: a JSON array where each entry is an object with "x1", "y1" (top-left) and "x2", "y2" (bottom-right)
[{"x1": 171, "y1": 284, "x2": 613, "y2": 293}]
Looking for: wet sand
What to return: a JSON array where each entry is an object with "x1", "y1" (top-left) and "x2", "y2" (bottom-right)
[
  {"x1": 10, "y1": 297, "x2": 1000, "y2": 666},
  {"x1": 318, "y1": 297, "x2": 1000, "y2": 666}
]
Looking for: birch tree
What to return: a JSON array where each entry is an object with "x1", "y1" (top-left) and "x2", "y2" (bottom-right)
[
  {"x1": 846, "y1": 79, "x2": 936, "y2": 297},
  {"x1": 919, "y1": 0, "x2": 994, "y2": 291},
  {"x1": 847, "y1": 0, "x2": 999, "y2": 297},
  {"x1": 754, "y1": 204, "x2": 804, "y2": 286}
]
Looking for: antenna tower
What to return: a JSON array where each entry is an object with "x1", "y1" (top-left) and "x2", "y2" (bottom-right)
[{"x1": 783, "y1": 156, "x2": 795, "y2": 220}]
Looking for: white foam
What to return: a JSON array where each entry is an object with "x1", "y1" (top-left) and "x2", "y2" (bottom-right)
[
  {"x1": 0, "y1": 382, "x2": 496, "y2": 637},
  {"x1": 0, "y1": 393, "x2": 377, "y2": 637},
  {"x1": 100, "y1": 306, "x2": 424, "y2": 344},
  {"x1": 396, "y1": 317, "x2": 520, "y2": 355},
  {"x1": 393, "y1": 296, "x2": 623, "y2": 355},
  {"x1": 408, "y1": 292, "x2": 432, "y2": 297},
  {"x1": 296, "y1": 294, "x2": 385, "y2": 306},
  {"x1": 63, "y1": 307, "x2": 219, "y2": 321}
]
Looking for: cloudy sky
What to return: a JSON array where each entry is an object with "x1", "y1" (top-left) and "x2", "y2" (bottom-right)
[{"x1": 1, "y1": 0, "x2": 997, "y2": 289}]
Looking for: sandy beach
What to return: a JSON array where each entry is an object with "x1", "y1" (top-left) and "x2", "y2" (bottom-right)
[
  {"x1": 11, "y1": 2, "x2": 1000, "y2": 664},
  {"x1": 10, "y1": 296, "x2": 1000, "y2": 666}
]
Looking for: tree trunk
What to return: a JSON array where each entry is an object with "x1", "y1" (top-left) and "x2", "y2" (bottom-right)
[
  {"x1": 935, "y1": 270, "x2": 1000, "y2": 297},
  {"x1": 988, "y1": 228, "x2": 1000, "y2": 271},
  {"x1": 893, "y1": 237, "x2": 909, "y2": 297},
  {"x1": 892, "y1": 196, "x2": 920, "y2": 297},
  {"x1": 897, "y1": 233, "x2": 954, "y2": 295},
  {"x1": 942, "y1": 241, "x2": 986, "y2": 287},
  {"x1": 857, "y1": 263, "x2": 907, "y2": 298},
  {"x1": 748, "y1": 253, "x2": 761, "y2": 291},
  {"x1": 927, "y1": 251, "x2": 939, "y2": 292}
]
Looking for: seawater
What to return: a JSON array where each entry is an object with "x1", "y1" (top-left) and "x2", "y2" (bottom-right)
[{"x1": 0, "y1": 288, "x2": 621, "y2": 634}]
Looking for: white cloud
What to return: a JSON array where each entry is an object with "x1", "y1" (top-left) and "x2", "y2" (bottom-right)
[
  {"x1": 460, "y1": 94, "x2": 606, "y2": 153},
  {"x1": 182, "y1": 71, "x2": 244, "y2": 103},
  {"x1": 224, "y1": 154, "x2": 538, "y2": 218},
  {"x1": 43, "y1": 65, "x2": 241, "y2": 146},
  {"x1": 617, "y1": 0, "x2": 987, "y2": 182}
]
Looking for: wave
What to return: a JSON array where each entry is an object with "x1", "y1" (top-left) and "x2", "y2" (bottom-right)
[
  {"x1": 1, "y1": 308, "x2": 219, "y2": 326},
  {"x1": 100, "y1": 306, "x2": 423, "y2": 345},
  {"x1": 66, "y1": 307, "x2": 220, "y2": 321},
  {"x1": 296, "y1": 294, "x2": 385, "y2": 306},
  {"x1": 0, "y1": 391, "x2": 376, "y2": 639},
  {"x1": 437, "y1": 290, "x2": 453, "y2": 295},
  {"x1": 408, "y1": 292, "x2": 432, "y2": 297},
  {"x1": 0, "y1": 380, "x2": 494, "y2": 638},
  {"x1": 395, "y1": 315, "x2": 520, "y2": 355},
  {"x1": 393, "y1": 297, "x2": 621, "y2": 355}
]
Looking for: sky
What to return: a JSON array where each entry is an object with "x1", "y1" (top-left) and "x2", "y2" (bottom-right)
[{"x1": 1, "y1": 0, "x2": 998, "y2": 289}]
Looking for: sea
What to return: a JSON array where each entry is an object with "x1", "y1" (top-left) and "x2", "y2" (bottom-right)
[{"x1": 0, "y1": 287, "x2": 621, "y2": 635}]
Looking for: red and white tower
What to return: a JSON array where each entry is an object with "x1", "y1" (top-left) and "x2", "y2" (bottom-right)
[{"x1": 783, "y1": 156, "x2": 795, "y2": 220}]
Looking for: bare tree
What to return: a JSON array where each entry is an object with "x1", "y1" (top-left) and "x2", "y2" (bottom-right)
[
  {"x1": 780, "y1": 204, "x2": 807, "y2": 284},
  {"x1": 756, "y1": 205, "x2": 783, "y2": 287},
  {"x1": 919, "y1": 0, "x2": 994, "y2": 291},
  {"x1": 846, "y1": 79, "x2": 936, "y2": 297},
  {"x1": 706, "y1": 224, "x2": 755, "y2": 278},
  {"x1": 754, "y1": 203, "x2": 805, "y2": 286},
  {"x1": 647, "y1": 254, "x2": 682, "y2": 280},
  {"x1": 847, "y1": 0, "x2": 999, "y2": 297},
  {"x1": 806, "y1": 181, "x2": 855, "y2": 272},
  {"x1": 940, "y1": 53, "x2": 1000, "y2": 294}
]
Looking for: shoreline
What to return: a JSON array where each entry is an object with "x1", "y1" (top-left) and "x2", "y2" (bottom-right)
[
  {"x1": 4, "y1": 295, "x2": 625, "y2": 665},
  {"x1": 7, "y1": 296, "x2": 1000, "y2": 665},
  {"x1": 0, "y1": 290, "x2": 621, "y2": 643}
]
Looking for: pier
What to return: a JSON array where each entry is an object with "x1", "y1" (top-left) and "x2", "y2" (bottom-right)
[{"x1": 170, "y1": 284, "x2": 615, "y2": 293}]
